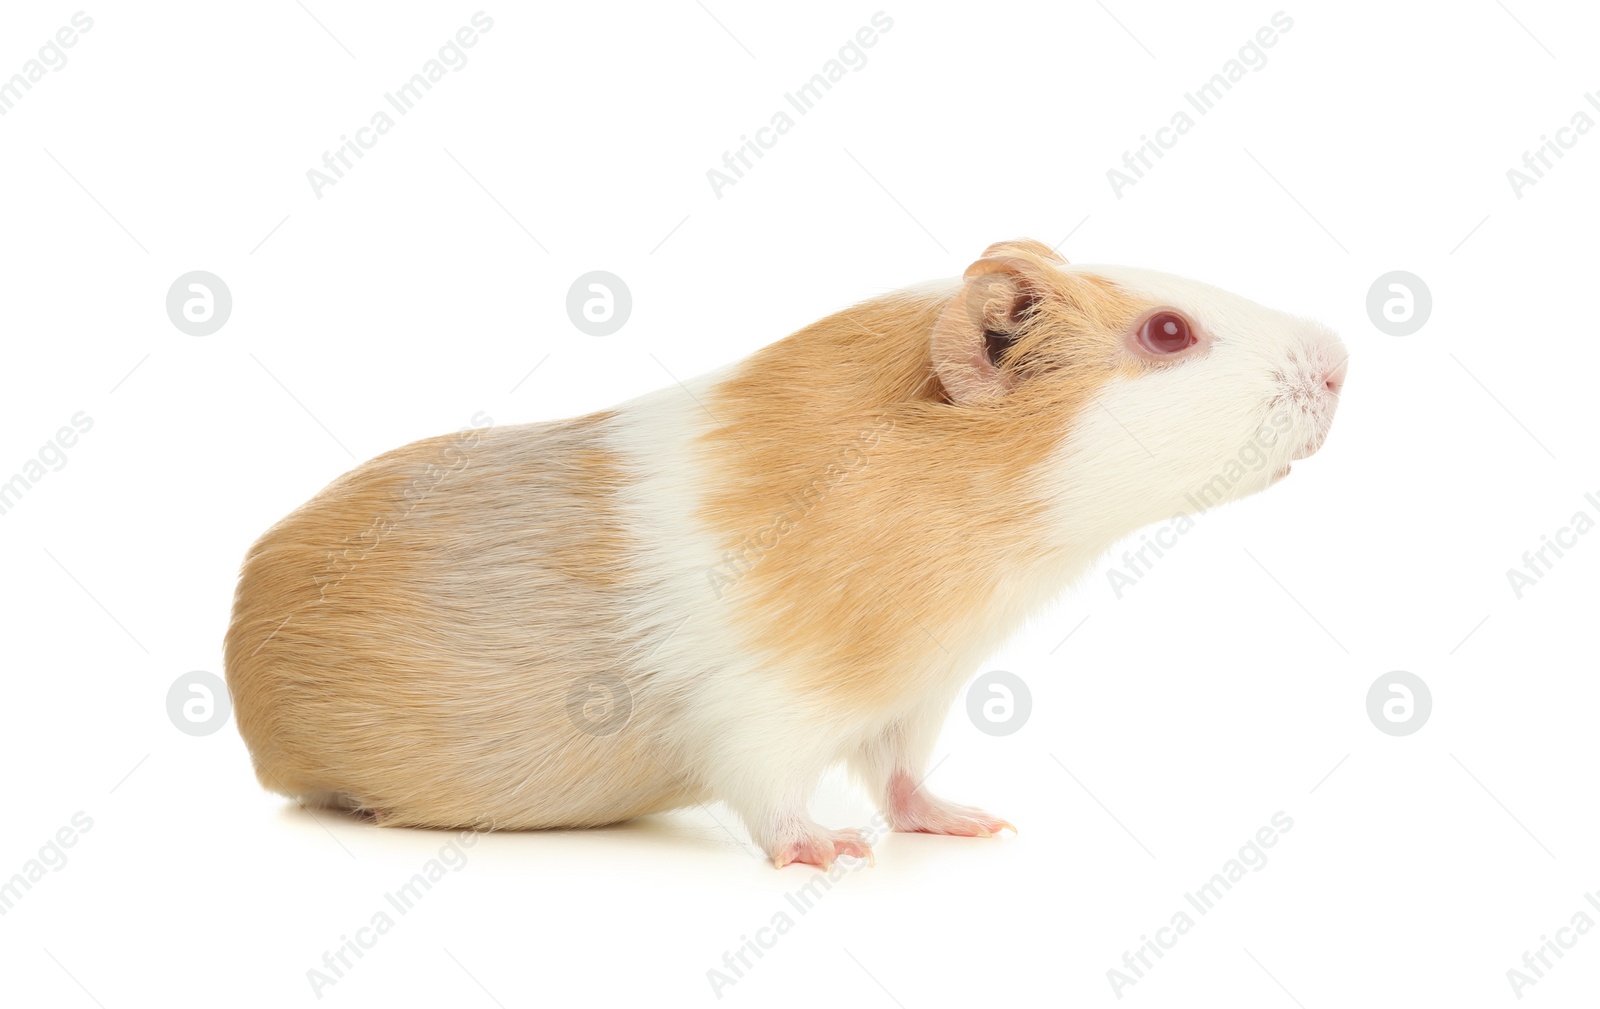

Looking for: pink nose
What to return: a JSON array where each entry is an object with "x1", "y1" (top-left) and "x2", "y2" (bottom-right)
[{"x1": 1323, "y1": 360, "x2": 1347, "y2": 395}]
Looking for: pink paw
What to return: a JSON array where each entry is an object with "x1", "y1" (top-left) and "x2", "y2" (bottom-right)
[
  {"x1": 888, "y1": 774, "x2": 1015, "y2": 838},
  {"x1": 892, "y1": 800, "x2": 1015, "y2": 837},
  {"x1": 770, "y1": 828, "x2": 875, "y2": 870}
]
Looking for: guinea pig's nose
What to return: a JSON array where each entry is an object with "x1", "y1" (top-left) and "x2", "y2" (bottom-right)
[{"x1": 1323, "y1": 360, "x2": 1347, "y2": 395}]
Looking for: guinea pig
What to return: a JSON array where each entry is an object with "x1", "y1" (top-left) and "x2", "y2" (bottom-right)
[{"x1": 223, "y1": 238, "x2": 1347, "y2": 869}]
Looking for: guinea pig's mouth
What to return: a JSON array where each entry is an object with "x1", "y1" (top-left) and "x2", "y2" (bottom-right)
[
  {"x1": 1269, "y1": 415, "x2": 1327, "y2": 482},
  {"x1": 1291, "y1": 429, "x2": 1328, "y2": 461}
]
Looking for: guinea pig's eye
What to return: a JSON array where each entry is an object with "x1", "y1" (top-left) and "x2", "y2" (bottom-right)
[{"x1": 1137, "y1": 311, "x2": 1196, "y2": 355}]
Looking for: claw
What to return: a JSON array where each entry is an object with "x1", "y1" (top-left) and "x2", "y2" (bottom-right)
[{"x1": 769, "y1": 827, "x2": 876, "y2": 870}]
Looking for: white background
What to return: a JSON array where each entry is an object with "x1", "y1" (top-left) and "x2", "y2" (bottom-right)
[{"x1": 1, "y1": 1, "x2": 1596, "y2": 1006}]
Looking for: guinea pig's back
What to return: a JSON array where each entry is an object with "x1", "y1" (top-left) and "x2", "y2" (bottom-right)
[{"x1": 222, "y1": 412, "x2": 692, "y2": 829}]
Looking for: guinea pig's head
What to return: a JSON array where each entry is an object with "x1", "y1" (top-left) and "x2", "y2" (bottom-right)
[{"x1": 930, "y1": 239, "x2": 1346, "y2": 532}]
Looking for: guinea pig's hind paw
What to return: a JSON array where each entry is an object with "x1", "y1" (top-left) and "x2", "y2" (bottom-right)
[{"x1": 770, "y1": 828, "x2": 875, "y2": 871}]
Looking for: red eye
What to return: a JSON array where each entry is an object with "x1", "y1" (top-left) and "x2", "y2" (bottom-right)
[{"x1": 1138, "y1": 311, "x2": 1196, "y2": 355}]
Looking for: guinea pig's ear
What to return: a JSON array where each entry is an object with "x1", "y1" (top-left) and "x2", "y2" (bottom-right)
[
  {"x1": 931, "y1": 254, "x2": 1050, "y2": 405},
  {"x1": 979, "y1": 238, "x2": 1066, "y2": 264}
]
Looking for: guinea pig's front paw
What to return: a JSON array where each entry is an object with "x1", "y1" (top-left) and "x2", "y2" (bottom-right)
[
  {"x1": 769, "y1": 827, "x2": 875, "y2": 870},
  {"x1": 887, "y1": 776, "x2": 1015, "y2": 838}
]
